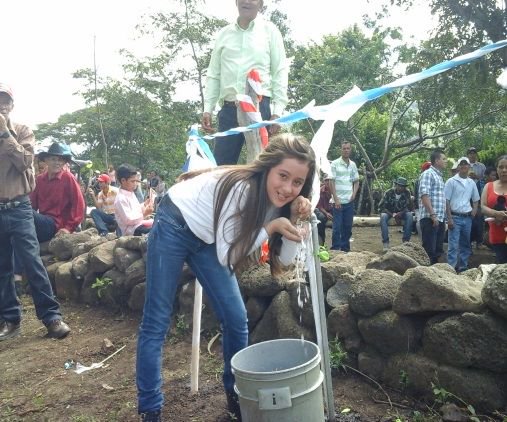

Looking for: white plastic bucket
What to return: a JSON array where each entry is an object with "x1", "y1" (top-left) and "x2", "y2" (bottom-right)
[{"x1": 231, "y1": 339, "x2": 325, "y2": 421}]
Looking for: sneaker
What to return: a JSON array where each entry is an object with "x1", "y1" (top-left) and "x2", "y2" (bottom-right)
[
  {"x1": 0, "y1": 320, "x2": 21, "y2": 341},
  {"x1": 46, "y1": 320, "x2": 71, "y2": 339},
  {"x1": 382, "y1": 242, "x2": 390, "y2": 252},
  {"x1": 140, "y1": 411, "x2": 161, "y2": 422}
]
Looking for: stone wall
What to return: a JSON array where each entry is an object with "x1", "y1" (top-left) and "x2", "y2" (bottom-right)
[{"x1": 34, "y1": 230, "x2": 507, "y2": 412}]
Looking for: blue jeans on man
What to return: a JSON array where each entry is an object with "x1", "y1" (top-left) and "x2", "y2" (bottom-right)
[
  {"x1": 90, "y1": 209, "x2": 116, "y2": 236},
  {"x1": 13, "y1": 210, "x2": 57, "y2": 275},
  {"x1": 447, "y1": 214, "x2": 472, "y2": 272},
  {"x1": 380, "y1": 211, "x2": 413, "y2": 244},
  {"x1": 331, "y1": 202, "x2": 354, "y2": 252},
  {"x1": 213, "y1": 97, "x2": 271, "y2": 165},
  {"x1": 136, "y1": 196, "x2": 248, "y2": 413},
  {"x1": 420, "y1": 217, "x2": 446, "y2": 264},
  {"x1": 0, "y1": 200, "x2": 62, "y2": 326}
]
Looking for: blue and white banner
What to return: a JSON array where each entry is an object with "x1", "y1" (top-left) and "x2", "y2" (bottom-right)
[{"x1": 203, "y1": 39, "x2": 507, "y2": 140}]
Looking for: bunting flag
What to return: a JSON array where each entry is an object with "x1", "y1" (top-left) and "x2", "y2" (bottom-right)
[
  {"x1": 181, "y1": 124, "x2": 217, "y2": 172},
  {"x1": 202, "y1": 39, "x2": 507, "y2": 140},
  {"x1": 237, "y1": 69, "x2": 269, "y2": 163},
  {"x1": 197, "y1": 39, "x2": 507, "y2": 208}
]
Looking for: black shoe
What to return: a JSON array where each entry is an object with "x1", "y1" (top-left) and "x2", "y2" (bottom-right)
[
  {"x1": 46, "y1": 320, "x2": 71, "y2": 339},
  {"x1": 226, "y1": 391, "x2": 242, "y2": 421},
  {"x1": 0, "y1": 320, "x2": 21, "y2": 341},
  {"x1": 140, "y1": 410, "x2": 161, "y2": 422}
]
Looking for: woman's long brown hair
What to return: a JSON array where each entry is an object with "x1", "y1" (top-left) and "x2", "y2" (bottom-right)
[
  {"x1": 179, "y1": 134, "x2": 316, "y2": 274},
  {"x1": 220, "y1": 134, "x2": 316, "y2": 274}
]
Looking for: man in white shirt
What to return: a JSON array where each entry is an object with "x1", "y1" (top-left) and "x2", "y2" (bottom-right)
[{"x1": 444, "y1": 157, "x2": 480, "y2": 272}]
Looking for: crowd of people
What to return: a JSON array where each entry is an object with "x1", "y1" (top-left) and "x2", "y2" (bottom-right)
[{"x1": 318, "y1": 145, "x2": 507, "y2": 270}]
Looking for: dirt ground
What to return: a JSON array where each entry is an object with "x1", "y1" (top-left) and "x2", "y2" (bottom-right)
[{"x1": 0, "y1": 226, "x2": 498, "y2": 422}]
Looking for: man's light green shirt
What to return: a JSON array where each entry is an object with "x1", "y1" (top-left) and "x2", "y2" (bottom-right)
[{"x1": 203, "y1": 17, "x2": 288, "y2": 117}]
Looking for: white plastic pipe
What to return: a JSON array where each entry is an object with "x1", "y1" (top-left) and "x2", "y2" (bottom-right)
[
  {"x1": 190, "y1": 280, "x2": 203, "y2": 393},
  {"x1": 307, "y1": 215, "x2": 336, "y2": 421}
]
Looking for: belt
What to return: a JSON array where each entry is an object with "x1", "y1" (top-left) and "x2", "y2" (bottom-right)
[
  {"x1": 223, "y1": 96, "x2": 271, "y2": 108},
  {"x1": 0, "y1": 195, "x2": 29, "y2": 210},
  {"x1": 451, "y1": 211, "x2": 472, "y2": 218}
]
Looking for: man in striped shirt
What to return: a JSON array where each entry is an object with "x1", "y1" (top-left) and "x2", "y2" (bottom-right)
[
  {"x1": 329, "y1": 141, "x2": 359, "y2": 252},
  {"x1": 418, "y1": 149, "x2": 447, "y2": 264}
]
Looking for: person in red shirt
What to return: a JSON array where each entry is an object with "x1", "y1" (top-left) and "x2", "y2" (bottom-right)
[{"x1": 30, "y1": 142, "x2": 85, "y2": 241}]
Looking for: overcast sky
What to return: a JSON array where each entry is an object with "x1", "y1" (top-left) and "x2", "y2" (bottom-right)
[{"x1": 3, "y1": 0, "x2": 433, "y2": 128}]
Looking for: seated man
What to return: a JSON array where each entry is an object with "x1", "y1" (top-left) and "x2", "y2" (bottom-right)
[
  {"x1": 88, "y1": 173, "x2": 119, "y2": 236},
  {"x1": 378, "y1": 176, "x2": 414, "y2": 251},
  {"x1": 30, "y1": 142, "x2": 85, "y2": 240},
  {"x1": 114, "y1": 164, "x2": 154, "y2": 236}
]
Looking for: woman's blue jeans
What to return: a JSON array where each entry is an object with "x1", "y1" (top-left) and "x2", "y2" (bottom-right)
[{"x1": 136, "y1": 196, "x2": 248, "y2": 413}]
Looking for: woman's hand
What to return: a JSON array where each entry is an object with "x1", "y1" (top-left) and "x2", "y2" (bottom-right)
[
  {"x1": 265, "y1": 217, "x2": 302, "y2": 242},
  {"x1": 290, "y1": 196, "x2": 312, "y2": 223},
  {"x1": 494, "y1": 210, "x2": 507, "y2": 224}
]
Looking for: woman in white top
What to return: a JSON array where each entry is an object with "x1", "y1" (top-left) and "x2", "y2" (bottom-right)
[{"x1": 137, "y1": 134, "x2": 316, "y2": 421}]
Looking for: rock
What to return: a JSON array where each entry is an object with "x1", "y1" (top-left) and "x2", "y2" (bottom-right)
[
  {"x1": 349, "y1": 270, "x2": 403, "y2": 317},
  {"x1": 114, "y1": 247, "x2": 142, "y2": 273},
  {"x1": 366, "y1": 251, "x2": 418, "y2": 275},
  {"x1": 440, "y1": 403, "x2": 468, "y2": 422},
  {"x1": 327, "y1": 304, "x2": 361, "y2": 352},
  {"x1": 46, "y1": 261, "x2": 66, "y2": 288},
  {"x1": 433, "y1": 263, "x2": 456, "y2": 274},
  {"x1": 250, "y1": 291, "x2": 315, "y2": 344},
  {"x1": 423, "y1": 312, "x2": 507, "y2": 372},
  {"x1": 320, "y1": 261, "x2": 354, "y2": 291},
  {"x1": 459, "y1": 268, "x2": 480, "y2": 280},
  {"x1": 357, "y1": 310, "x2": 421, "y2": 355},
  {"x1": 245, "y1": 296, "x2": 271, "y2": 331},
  {"x1": 383, "y1": 354, "x2": 506, "y2": 411},
  {"x1": 326, "y1": 273, "x2": 354, "y2": 308},
  {"x1": 80, "y1": 271, "x2": 101, "y2": 306},
  {"x1": 330, "y1": 251, "x2": 377, "y2": 274},
  {"x1": 72, "y1": 236, "x2": 107, "y2": 258},
  {"x1": 238, "y1": 265, "x2": 288, "y2": 297},
  {"x1": 481, "y1": 264, "x2": 507, "y2": 320},
  {"x1": 358, "y1": 350, "x2": 385, "y2": 381},
  {"x1": 390, "y1": 242, "x2": 430, "y2": 266},
  {"x1": 54, "y1": 261, "x2": 82, "y2": 301},
  {"x1": 48, "y1": 228, "x2": 97, "y2": 260},
  {"x1": 124, "y1": 259, "x2": 146, "y2": 291},
  {"x1": 128, "y1": 282, "x2": 145, "y2": 311},
  {"x1": 99, "y1": 269, "x2": 129, "y2": 308},
  {"x1": 40, "y1": 255, "x2": 54, "y2": 267},
  {"x1": 71, "y1": 254, "x2": 89, "y2": 279},
  {"x1": 101, "y1": 338, "x2": 115, "y2": 354},
  {"x1": 115, "y1": 236, "x2": 145, "y2": 252},
  {"x1": 88, "y1": 240, "x2": 116, "y2": 273},
  {"x1": 393, "y1": 267, "x2": 483, "y2": 314}
]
